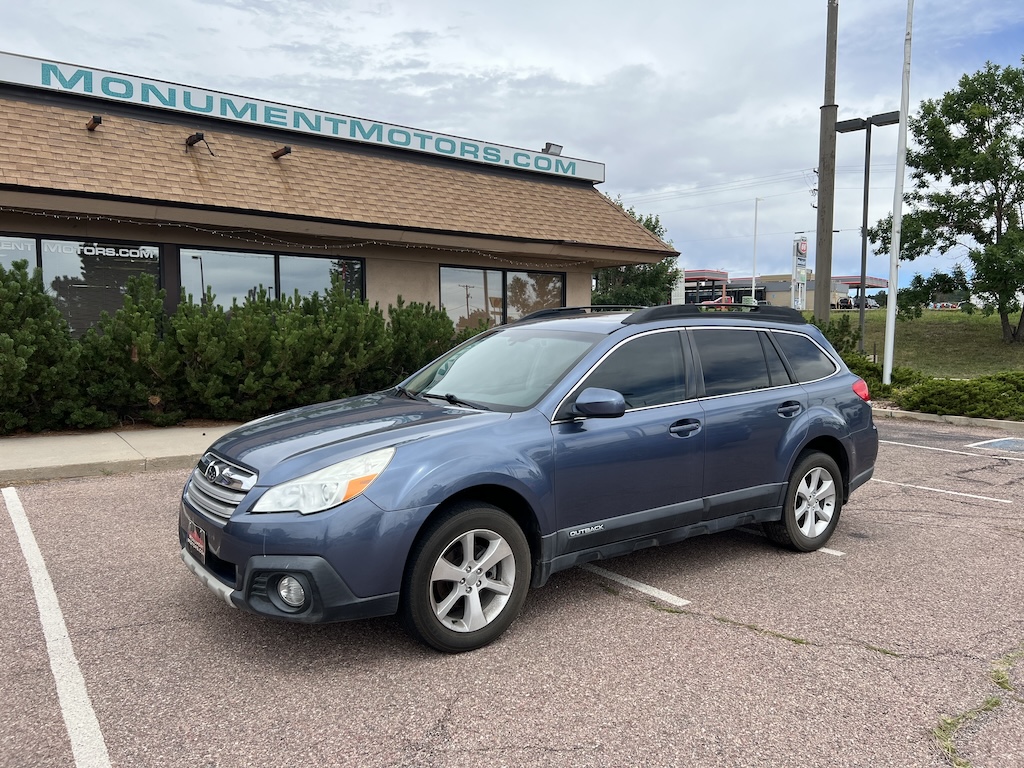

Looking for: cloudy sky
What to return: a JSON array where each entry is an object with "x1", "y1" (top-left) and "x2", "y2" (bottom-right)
[{"x1": 4, "y1": 0, "x2": 1023, "y2": 289}]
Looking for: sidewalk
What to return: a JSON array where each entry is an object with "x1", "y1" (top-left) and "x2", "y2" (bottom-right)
[
  {"x1": 2, "y1": 408, "x2": 1024, "y2": 486},
  {"x1": 0, "y1": 424, "x2": 239, "y2": 485}
]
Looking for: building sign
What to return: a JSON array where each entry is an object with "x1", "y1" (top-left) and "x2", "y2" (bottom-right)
[
  {"x1": 0, "y1": 51, "x2": 605, "y2": 183},
  {"x1": 792, "y1": 237, "x2": 808, "y2": 311}
]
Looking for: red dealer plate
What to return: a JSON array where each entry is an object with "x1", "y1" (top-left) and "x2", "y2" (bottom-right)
[{"x1": 186, "y1": 520, "x2": 207, "y2": 564}]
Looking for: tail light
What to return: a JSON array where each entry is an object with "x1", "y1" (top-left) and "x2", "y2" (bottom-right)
[{"x1": 852, "y1": 378, "x2": 871, "y2": 402}]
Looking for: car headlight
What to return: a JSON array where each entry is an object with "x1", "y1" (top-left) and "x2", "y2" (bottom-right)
[{"x1": 252, "y1": 447, "x2": 395, "y2": 515}]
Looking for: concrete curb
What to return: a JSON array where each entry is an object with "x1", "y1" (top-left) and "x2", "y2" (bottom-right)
[
  {"x1": 871, "y1": 407, "x2": 1024, "y2": 435},
  {"x1": 0, "y1": 425, "x2": 239, "y2": 486}
]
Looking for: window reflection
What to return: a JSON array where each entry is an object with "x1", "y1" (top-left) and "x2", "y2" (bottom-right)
[
  {"x1": 41, "y1": 239, "x2": 160, "y2": 335},
  {"x1": 181, "y1": 249, "x2": 275, "y2": 308},
  {"x1": 0, "y1": 235, "x2": 36, "y2": 272},
  {"x1": 280, "y1": 255, "x2": 362, "y2": 299},
  {"x1": 440, "y1": 266, "x2": 563, "y2": 329},
  {"x1": 506, "y1": 271, "x2": 564, "y2": 321}
]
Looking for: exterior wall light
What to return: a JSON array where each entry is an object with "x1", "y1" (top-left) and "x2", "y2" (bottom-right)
[
  {"x1": 185, "y1": 132, "x2": 205, "y2": 148},
  {"x1": 86, "y1": 115, "x2": 102, "y2": 131},
  {"x1": 271, "y1": 146, "x2": 292, "y2": 159},
  {"x1": 542, "y1": 142, "x2": 563, "y2": 156}
]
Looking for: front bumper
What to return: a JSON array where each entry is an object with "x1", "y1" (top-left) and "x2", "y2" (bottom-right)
[{"x1": 178, "y1": 499, "x2": 400, "y2": 623}]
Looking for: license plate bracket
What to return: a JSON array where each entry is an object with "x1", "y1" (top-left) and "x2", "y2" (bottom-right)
[{"x1": 186, "y1": 520, "x2": 207, "y2": 563}]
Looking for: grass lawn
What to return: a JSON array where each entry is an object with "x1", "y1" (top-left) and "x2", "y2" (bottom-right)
[{"x1": 848, "y1": 309, "x2": 1024, "y2": 378}]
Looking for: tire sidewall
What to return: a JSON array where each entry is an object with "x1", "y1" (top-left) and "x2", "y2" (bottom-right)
[
  {"x1": 783, "y1": 452, "x2": 843, "y2": 552},
  {"x1": 402, "y1": 502, "x2": 530, "y2": 653}
]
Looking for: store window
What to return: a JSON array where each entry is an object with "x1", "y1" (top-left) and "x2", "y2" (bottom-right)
[
  {"x1": 41, "y1": 239, "x2": 160, "y2": 335},
  {"x1": 280, "y1": 255, "x2": 362, "y2": 300},
  {"x1": 440, "y1": 266, "x2": 564, "y2": 330},
  {"x1": 181, "y1": 250, "x2": 363, "y2": 308},
  {"x1": 1, "y1": 235, "x2": 37, "y2": 272},
  {"x1": 181, "y1": 249, "x2": 275, "y2": 307}
]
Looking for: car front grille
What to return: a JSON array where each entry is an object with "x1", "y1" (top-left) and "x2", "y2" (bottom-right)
[{"x1": 184, "y1": 453, "x2": 257, "y2": 520}]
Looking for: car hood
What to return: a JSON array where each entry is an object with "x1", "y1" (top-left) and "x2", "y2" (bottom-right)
[{"x1": 207, "y1": 392, "x2": 509, "y2": 482}]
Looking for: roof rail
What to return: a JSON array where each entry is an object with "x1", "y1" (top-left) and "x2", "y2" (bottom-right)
[
  {"x1": 623, "y1": 304, "x2": 806, "y2": 325},
  {"x1": 517, "y1": 305, "x2": 643, "y2": 322}
]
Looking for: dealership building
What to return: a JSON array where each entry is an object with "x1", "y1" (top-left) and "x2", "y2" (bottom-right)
[{"x1": 0, "y1": 52, "x2": 676, "y2": 334}]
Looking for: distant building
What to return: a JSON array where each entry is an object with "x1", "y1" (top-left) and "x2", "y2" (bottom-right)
[{"x1": 676, "y1": 270, "x2": 887, "y2": 309}]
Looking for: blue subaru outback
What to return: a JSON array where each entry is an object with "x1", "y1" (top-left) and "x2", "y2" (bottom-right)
[{"x1": 180, "y1": 304, "x2": 877, "y2": 652}]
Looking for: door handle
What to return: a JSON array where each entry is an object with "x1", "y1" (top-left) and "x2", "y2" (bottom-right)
[
  {"x1": 777, "y1": 402, "x2": 802, "y2": 417},
  {"x1": 669, "y1": 419, "x2": 701, "y2": 436}
]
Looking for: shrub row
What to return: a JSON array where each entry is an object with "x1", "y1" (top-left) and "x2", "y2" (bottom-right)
[
  {"x1": 3, "y1": 257, "x2": 1022, "y2": 433},
  {"x1": 812, "y1": 312, "x2": 1024, "y2": 422},
  {"x1": 0, "y1": 261, "x2": 464, "y2": 434}
]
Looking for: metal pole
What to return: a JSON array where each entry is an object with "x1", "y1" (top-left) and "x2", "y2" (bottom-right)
[
  {"x1": 857, "y1": 122, "x2": 872, "y2": 352},
  {"x1": 884, "y1": 0, "x2": 914, "y2": 385},
  {"x1": 752, "y1": 197, "x2": 762, "y2": 301},
  {"x1": 814, "y1": 0, "x2": 840, "y2": 322}
]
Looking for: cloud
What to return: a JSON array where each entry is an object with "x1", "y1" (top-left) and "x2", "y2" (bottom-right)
[{"x1": 3, "y1": 0, "x2": 1023, "y2": 285}]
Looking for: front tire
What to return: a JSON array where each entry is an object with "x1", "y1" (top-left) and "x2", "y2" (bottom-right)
[
  {"x1": 764, "y1": 451, "x2": 843, "y2": 552},
  {"x1": 401, "y1": 502, "x2": 530, "y2": 653}
]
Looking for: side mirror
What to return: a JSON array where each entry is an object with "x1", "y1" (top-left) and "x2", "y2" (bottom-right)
[{"x1": 572, "y1": 387, "x2": 626, "y2": 418}]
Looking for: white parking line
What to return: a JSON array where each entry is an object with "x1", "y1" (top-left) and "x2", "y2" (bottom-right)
[
  {"x1": 880, "y1": 439, "x2": 1024, "y2": 462},
  {"x1": 872, "y1": 478, "x2": 1013, "y2": 504},
  {"x1": 2, "y1": 487, "x2": 111, "y2": 768},
  {"x1": 582, "y1": 564, "x2": 691, "y2": 607},
  {"x1": 818, "y1": 547, "x2": 845, "y2": 556}
]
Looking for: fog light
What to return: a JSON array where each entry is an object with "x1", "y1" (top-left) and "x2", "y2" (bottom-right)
[{"x1": 277, "y1": 575, "x2": 306, "y2": 608}]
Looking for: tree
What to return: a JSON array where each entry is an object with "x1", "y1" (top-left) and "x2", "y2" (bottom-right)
[
  {"x1": 592, "y1": 196, "x2": 680, "y2": 306},
  {"x1": 894, "y1": 265, "x2": 971, "y2": 319},
  {"x1": 869, "y1": 58, "x2": 1024, "y2": 342}
]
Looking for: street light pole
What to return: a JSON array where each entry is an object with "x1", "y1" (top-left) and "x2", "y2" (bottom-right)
[
  {"x1": 752, "y1": 197, "x2": 763, "y2": 301},
  {"x1": 837, "y1": 110, "x2": 899, "y2": 352},
  {"x1": 191, "y1": 254, "x2": 205, "y2": 305}
]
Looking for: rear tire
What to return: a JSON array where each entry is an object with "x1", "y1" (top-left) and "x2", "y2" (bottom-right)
[
  {"x1": 763, "y1": 451, "x2": 842, "y2": 552},
  {"x1": 400, "y1": 502, "x2": 530, "y2": 653}
]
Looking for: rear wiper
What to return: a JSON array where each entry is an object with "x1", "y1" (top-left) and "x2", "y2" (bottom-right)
[{"x1": 422, "y1": 392, "x2": 491, "y2": 411}]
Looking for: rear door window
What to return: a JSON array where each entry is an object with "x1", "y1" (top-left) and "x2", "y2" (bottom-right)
[{"x1": 691, "y1": 328, "x2": 773, "y2": 396}]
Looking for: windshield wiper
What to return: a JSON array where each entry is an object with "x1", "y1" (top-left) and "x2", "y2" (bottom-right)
[
  {"x1": 421, "y1": 392, "x2": 491, "y2": 411},
  {"x1": 394, "y1": 385, "x2": 423, "y2": 401}
]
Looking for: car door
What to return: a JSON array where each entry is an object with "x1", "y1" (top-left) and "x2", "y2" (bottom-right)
[
  {"x1": 550, "y1": 329, "x2": 705, "y2": 554},
  {"x1": 689, "y1": 327, "x2": 808, "y2": 520}
]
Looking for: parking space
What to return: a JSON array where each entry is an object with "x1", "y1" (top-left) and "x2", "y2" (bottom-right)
[{"x1": 3, "y1": 418, "x2": 1024, "y2": 767}]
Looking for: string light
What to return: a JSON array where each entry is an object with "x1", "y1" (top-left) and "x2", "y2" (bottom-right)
[{"x1": 0, "y1": 206, "x2": 591, "y2": 271}]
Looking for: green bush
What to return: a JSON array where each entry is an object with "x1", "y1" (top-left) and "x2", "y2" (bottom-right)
[
  {"x1": 170, "y1": 279, "x2": 391, "y2": 421},
  {"x1": 813, "y1": 313, "x2": 860, "y2": 356},
  {"x1": 385, "y1": 297, "x2": 456, "y2": 381},
  {"x1": 0, "y1": 261, "x2": 82, "y2": 433},
  {"x1": 893, "y1": 372, "x2": 1024, "y2": 421},
  {"x1": 72, "y1": 275, "x2": 183, "y2": 428},
  {"x1": 841, "y1": 353, "x2": 927, "y2": 399}
]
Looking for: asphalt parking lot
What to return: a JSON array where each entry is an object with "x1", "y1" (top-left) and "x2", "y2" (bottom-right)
[{"x1": 3, "y1": 418, "x2": 1023, "y2": 768}]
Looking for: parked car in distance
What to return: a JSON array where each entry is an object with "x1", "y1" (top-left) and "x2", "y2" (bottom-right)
[
  {"x1": 837, "y1": 297, "x2": 853, "y2": 310},
  {"x1": 179, "y1": 304, "x2": 878, "y2": 653},
  {"x1": 853, "y1": 296, "x2": 880, "y2": 309},
  {"x1": 700, "y1": 296, "x2": 734, "y2": 305}
]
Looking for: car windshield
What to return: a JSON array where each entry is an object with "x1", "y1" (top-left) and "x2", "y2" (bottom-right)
[{"x1": 405, "y1": 327, "x2": 601, "y2": 411}]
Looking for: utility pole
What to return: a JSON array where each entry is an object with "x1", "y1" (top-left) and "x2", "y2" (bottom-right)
[
  {"x1": 459, "y1": 284, "x2": 473, "y2": 319},
  {"x1": 813, "y1": 0, "x2": 840, "y2": 322}
]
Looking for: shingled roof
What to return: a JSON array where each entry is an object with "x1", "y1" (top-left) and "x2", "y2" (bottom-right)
[{"x1": 0, "y1": 94, "x2": 676, "y2": 261}]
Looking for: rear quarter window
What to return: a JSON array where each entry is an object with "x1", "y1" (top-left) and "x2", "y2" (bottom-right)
[{"x1": 773, "y1": 332, "x2": 838, "y2": 382}]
